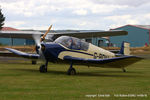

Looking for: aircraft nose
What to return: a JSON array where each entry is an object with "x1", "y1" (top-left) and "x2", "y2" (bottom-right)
[{"x1": 40, "y1": 43, "x2": 65, "y2": 60}]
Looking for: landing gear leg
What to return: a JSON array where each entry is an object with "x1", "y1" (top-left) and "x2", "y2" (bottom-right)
[
  {"x1": 39, "y1": 60, "x2": 48, "y2": 73},
  {"x1": 122, "y1": 68, "x2": 126, "y2": 72},
  {"x1": 67, "y1": 62, "x2": 76, "y2": 75}
]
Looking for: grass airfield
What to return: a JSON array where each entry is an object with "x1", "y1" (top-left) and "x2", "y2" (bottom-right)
[{"x1": 0, "y1": 59, "x2": 150, "y2": 100}]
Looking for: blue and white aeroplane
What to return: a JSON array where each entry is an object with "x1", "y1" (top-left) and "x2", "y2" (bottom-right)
[{"x1": 0, "y1": 25, "x2": 142, "y2": 75}]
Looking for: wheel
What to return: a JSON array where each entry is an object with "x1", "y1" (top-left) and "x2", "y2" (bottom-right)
[
  {"x1": 67, "y1": 68, "x2": 76, "y2": 75},
  {"x1": 39, "y1": 65, "x2": 47, "y2": 73}
]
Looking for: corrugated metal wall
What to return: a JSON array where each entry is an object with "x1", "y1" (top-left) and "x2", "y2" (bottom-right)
[
  {"x1": 0, "y1": 38, "x2": 34, "y2": 46},
  {"x1": 110, "y1": 25, "x2": 149, "y2": 47}
]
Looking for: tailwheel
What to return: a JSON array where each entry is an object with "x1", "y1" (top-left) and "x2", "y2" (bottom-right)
[
  {"x1": 39, "y1": 65, "x2": 47, "y2": 73},
  {"x1": 67, "y1": 68, "x2": 76, "y2": 75}
]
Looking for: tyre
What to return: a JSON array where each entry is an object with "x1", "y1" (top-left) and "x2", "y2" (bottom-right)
[
  {"x1": 67, "y1": 68, "x2": 76, "y2": 75},
  {"x1": 39, "y1": 65, "x2": 47, "y2": 73}
]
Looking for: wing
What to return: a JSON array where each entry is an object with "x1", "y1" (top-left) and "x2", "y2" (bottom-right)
[
  {"x1": 63, "y1": 55, "x2": 143, "y2": 68},
  {"x1": 51, "y1": 30, "x2": 128, "y2": 39},
  {"x1": 5, "y1": 48, "x2": 39, "y2": 59},
  {"x1": 0, "y1": 30, "x2": 127, "y2": 40},
  {"x1": 0, "y1": 31, "x2": 43, "y2": 39}
]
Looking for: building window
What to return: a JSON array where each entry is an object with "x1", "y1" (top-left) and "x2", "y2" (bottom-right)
[
  {"x1": 98, "y1": 40, "x2": 104, "y2": 47},
  {"x1": 85, "y1": 38, "x2": 92, "y2": 43}
]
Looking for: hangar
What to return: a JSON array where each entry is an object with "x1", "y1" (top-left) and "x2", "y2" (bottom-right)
[
  {"x1": 2, "y1": 25, "x2": 149, "y2": 47},
  {"x1": 110, "y1": 25, "x2": 150, "y2": 47},
  {"x1": 0, "y1": 27, "x2": 34, "y2": 46}
]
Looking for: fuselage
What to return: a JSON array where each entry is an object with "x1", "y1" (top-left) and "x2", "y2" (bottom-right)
[
  {"x1": 41, "y1": 36, "x2": 115, "y2": 62},
  {"x1": 58, "y1": 43, "x2": 115, "y2": 60}
]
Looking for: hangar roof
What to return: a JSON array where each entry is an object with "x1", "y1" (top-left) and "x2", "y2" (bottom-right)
[
  {"x1": 111, "y1": 24, "x2": 150, "y2": 30},
  {"x1": 134, "y1": 25, "x2": 150, "y2": 30},
  {"x1": 0, "y1": 27, "x2": 19, "y2": 31}
]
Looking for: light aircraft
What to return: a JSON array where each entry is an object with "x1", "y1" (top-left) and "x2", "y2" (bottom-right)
[{"x1": 0, "y1": 25, "x2": 142, "y2": 75}]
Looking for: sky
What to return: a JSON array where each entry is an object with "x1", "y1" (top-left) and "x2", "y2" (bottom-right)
[{"x1": 0, "y1": 0, "x2": 150, "y2": 30}]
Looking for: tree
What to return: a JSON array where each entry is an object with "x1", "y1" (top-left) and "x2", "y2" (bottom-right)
[{"x1": 0, "y1": 8, "x2": 5, "y2": 30}]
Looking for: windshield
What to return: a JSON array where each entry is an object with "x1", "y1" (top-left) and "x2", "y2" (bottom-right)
[
  {"x1": 54, "y1": 36, "x2": 72, "y2": 48},
  {"x1": 54, "y1": 36, "x2": 89, "y2": 51}
]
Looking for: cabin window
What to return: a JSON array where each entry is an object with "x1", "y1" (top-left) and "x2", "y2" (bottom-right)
[
  {"x1": 55, "y1": 36, "x2": 89, "y2": 51},
  {"x1": 80, "y1": 40, "x2": 89, "y2": 51},
  {"x1": 71, "y1": 37, "x2": 81, "y2": 50},
  {"x1": 71, "y1": 37, "x2": 89, "y2": 51}
]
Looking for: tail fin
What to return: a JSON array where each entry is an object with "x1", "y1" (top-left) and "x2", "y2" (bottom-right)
[{"x1": 119, "y1": 41, "x2": 130, "y2": 55}]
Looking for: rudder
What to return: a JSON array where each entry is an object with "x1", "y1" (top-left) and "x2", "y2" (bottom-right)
[{"x1": 119, "y1": 41, "x2": 130, "y2": 55}]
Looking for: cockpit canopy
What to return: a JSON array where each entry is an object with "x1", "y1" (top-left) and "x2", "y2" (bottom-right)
[{"x1": 54, "y1": 36, "x2": 89, "y2": 51}]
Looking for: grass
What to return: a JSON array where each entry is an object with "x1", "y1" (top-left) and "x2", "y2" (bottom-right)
[{"x1": 0, "y1": 59, "x2": 150, "y2": 100}]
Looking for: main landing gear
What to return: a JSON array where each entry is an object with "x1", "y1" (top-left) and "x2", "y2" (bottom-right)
[
  {"x1": 39, "y1": 60, "x2": 48, "y2": 73},
  {"x1": 67, "y1": 62, "x2": 76, "y2": 75},
  {"x1": 39, "y1": 61, "x2": 77, "y2": 75}
]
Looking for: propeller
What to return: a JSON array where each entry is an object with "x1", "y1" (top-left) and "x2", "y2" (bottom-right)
[
  {"x1": 32, "y1": 25, "x2": 52, "y2": 54},
  {"x1": 40, "y1": 25, "x2": 52, "y2": 42},
  {"x1": 32, "y1": 25, "x2": 52, "y2": 63}
]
